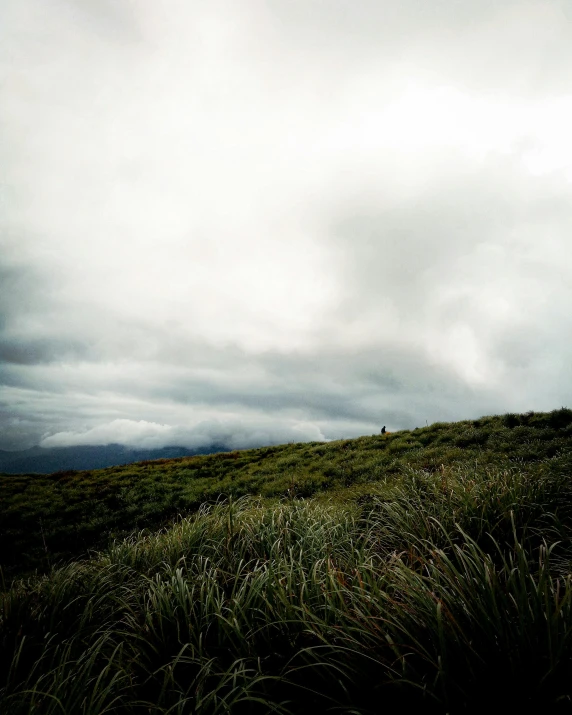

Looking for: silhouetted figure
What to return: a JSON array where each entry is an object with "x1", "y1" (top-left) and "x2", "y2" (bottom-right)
[{"x1": 381, "y1": 426, "x2": 386, "y2": 435}]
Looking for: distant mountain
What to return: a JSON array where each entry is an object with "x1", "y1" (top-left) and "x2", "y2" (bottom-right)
[{"x1": 0, "y1": 443, "x2": 231, "y2": 474}]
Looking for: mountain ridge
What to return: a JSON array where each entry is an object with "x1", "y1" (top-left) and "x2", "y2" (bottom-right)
[{"x1": 0, "y1": 442, "x2": 232, "y2": 474}]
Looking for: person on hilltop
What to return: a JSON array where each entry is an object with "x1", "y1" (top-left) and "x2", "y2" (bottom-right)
[{"x1": 381, "y1": 426, "x2": 386, "y2": 435}]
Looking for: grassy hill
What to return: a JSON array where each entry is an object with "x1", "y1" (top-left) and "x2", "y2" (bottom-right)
[{"x1": 2, "y1": 408, "x2": 572, "y2": 712}]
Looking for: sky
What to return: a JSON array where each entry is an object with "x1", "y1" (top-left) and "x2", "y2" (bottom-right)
[{"x1": 1, "y1": 0, "x2": 572, "y2": 451}]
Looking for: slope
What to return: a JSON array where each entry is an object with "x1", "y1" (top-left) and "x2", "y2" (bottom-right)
[{"x1": 2, "y1": 408, "x2": 572, "y2": 581}]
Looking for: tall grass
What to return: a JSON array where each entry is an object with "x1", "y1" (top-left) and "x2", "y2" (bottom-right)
[{"x1": 2, "y1": 459, "x2": 572, "y2": 713}]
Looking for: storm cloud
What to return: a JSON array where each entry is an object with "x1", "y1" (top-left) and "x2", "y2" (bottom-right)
[{"x1": 1, "y1": 0, "x2": 571, "y2": 451}]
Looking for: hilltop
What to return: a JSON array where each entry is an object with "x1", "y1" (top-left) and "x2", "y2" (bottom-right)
[{"x1": 1, "y1": 408, "x2": 572, "y2": 713}]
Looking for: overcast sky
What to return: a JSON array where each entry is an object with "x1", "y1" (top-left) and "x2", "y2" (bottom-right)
[{"x1": 1, "y1": 0, "x2": 572, "y2": 451}]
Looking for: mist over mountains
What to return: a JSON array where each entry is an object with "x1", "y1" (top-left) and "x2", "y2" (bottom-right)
[{"x1": 0, "y1": 443, "x2": 231, "y2": 474}]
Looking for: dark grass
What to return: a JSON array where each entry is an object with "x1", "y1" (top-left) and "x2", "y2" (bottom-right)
[{"x1": 2, "y1": 471, "x2": 572, "y2": 712}]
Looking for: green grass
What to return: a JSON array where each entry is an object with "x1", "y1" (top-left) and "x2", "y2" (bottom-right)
[
  {"x1": 2, "y1": 408, "x2": 572, "y2": 580},
  {"x1": 1, "y1": 408, "x2": 572, "y2": 712}
]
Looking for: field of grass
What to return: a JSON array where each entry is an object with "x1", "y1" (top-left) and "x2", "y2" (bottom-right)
[{"x1": 2, "y1": 408, "x2": 572, "y2": 712}]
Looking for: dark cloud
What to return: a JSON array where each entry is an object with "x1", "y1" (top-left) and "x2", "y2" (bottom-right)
[
  {"x1": 0, "y1": 338, "x2": 86, "y2": 366},
  {"x1": 0, "y1": 333, "x2": 503, "y2": 450}
]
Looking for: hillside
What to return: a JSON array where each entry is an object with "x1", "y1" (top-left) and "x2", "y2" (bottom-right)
[
  {"x1": 2, "y1": 409, "x2": 572, "y2": 581},
  {"x1": 2, "y1": 409, "x2": 572, "y2": 713}
]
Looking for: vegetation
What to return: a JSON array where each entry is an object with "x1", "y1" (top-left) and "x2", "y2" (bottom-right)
[
  {"x1": 3, "y1": 408, "x2": 572, "y2": 581},
  {"x1": 1, "y1": 408, "x2": 572, "y2": 712}
]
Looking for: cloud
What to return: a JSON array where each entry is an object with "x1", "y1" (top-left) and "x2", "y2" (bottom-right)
[
  {"x1": 1, "y1": 0, "x2": 572, "y2": 451},
  {"x1": 40, "y1": 419, "x2": 172, "y2": 449},
  {"x1": 40, "y1": 417, "x2": 327, "y2": 450}
]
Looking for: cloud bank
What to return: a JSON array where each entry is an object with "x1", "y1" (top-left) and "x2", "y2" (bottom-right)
[{"x1": 40, "y1": 418, "x2": 327, "y2": 450}]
